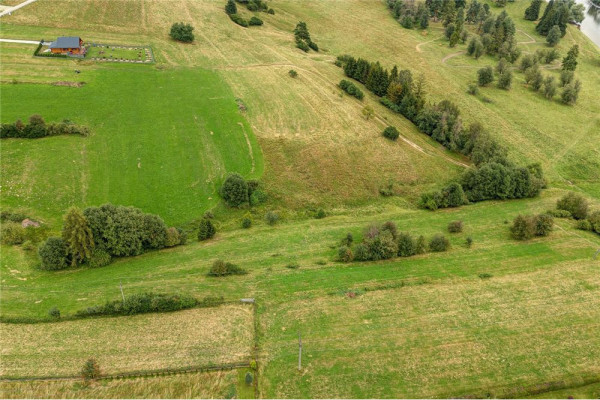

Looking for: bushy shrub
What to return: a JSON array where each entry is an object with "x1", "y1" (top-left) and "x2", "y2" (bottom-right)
[
  {"x1": 250, "y1": 189, "x2": 268, "y2": 206},
  {"x1": 221, "y1": 173, "x2": 249, "y2": 207},
  {"x1": 338, "y1": 246, "x2": 354, "y2": 262},
  {"x1": 308, "y1": 41, "x2": 319, "y2": 51},
  {"x1": 198, "y1": 218, "x2": 216, "y2": 241},
  {"x1": 268, "y1": 8, "x2": 275, "y2": 14},
  {"x1": 81, "y1": 358, "x2": 101, "y2": 380},
  {"x1": 208, "y1": 259, "x2": 247, "y2": 276},
  {"x1": 465, "y1": 236, "x2": 473, "y2": 248},
  {"x1": 169, "y1": 22, "x2": 195, "y2": 42},
  {"x1": 556, "y1": 192, "x2": 588, "y2": 220},
  {"x1": 296, "y1": 40, "x2": 310, "y2": 52},
  {"x1": 22, "y1": 240, "x2": 35, "y2": 251},
  {"x1": 341, "y1": 232, "x2": 353, "y2": 247},
  {"x1": 38, "y1": 237, "x2": 69, "y2": 270},
  {"x1": 165, "y1": 227, "x2": 182, "y2": 247},
  {"x1": 589, "y1": 211, "x2": 600, "y2": 234},
  {"x1": 245, "y1": 372, "x2": 253, "y2": 385},
  {"x1": 229, "y1": 14, "x2": 249, "y2": 27},
  {"x1": 265, "y1": 211, "x2": 279, "y2": 226},
  {"x1": 249, "y1": 16, "x2": 263, "y2": 26},
  {"x1": 339, "y1": 79, "x2": 364, "y2": 100},
  {"x1": 1, "y1": 222, "x2": 25, "y2": 245},
  {"x1": 382, "y1": 126, "x2": 400, "y2": 141},
  {"x1": 353, "y1": 243, "x2": 370, "y2": 261},
  {"x1": 1, "y1": 210, "x2": 27, "y2": 223},
  {"x1": 534, "y1": 213, "x2": 553, "y2": 236},
  {"x1": 364, "y1": 230, "x2": 398, "y2": 261},
  {"x1": 397, "y1": 232, "x2": 416, "y2": 257},
  {"x1": 419, "y1": 182, "x2": 468, "y2": 210},
  {"x1": 510, "y1": 215, "x2": 534, "y2": 240},
  {"x1": 48, "y1": 307, "x2": 60, "y2": 319},
  {"x1": 576, "y1": 219, "x2": 592, "y2": 231},
  {"x1": 225, "y1": 0, "x2": 237, "y2": 15},
  {"x1": 241, "y1": 217, "x2": 252, "y2": 229},
  {"x1": 415, "y1": 235, "x2": 426, "y2": 254},
  {"x1": 315, "y1": 209, "x2": 326, "y2": 219},
  {"x1": 546, "y1": 209, "x2": 572, "y2": 218},
  {"x1": 429, "y1": 234, "x2": 450, "y2": 252},
  {"x1": 477, "y1": 66, "x2": 494, "y2": 86},
  {"x1": 88, "y1": 248, "x2": 112, "y2": 268},
  {"x1": 288, "y1": 69, "x2": 298, "y2": 78},
  {"x1": 448, "y1": 220, "x2": 463, "y2": 233},
  {"x1": 467, "y1": 83, "x2": 479, "y2": 95}
]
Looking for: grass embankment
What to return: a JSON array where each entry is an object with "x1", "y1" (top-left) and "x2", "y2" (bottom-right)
[
  {"x1": 0, "y1": 305, "x2": 253, "y2": 378},
  {"x1": 1, "y1": 65, "x2": 262, "y2": 226}
]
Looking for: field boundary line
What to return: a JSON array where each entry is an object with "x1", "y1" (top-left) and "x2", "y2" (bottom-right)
[{"x1": 0, "y1": 362, "x2": 250, "y2": 383}]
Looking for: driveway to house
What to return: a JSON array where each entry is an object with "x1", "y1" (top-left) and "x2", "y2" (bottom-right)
[
  {"x1": 0, "y1": 0, "x2": 39, "y2": 17},
  {"x1": 0, "y1": 38, "x2": 42, "y2": 45}
]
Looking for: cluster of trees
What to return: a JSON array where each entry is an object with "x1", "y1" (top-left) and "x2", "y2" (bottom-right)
[
  {"x1": 519, "y1": 45, "x2": 581, "y2": 104},
  {"x1": 553, "y1": 192, "x2": 600, "y2": 235},
  {"x1": 294, "y1": 21, "x2": 318, "y2": 52},
  {"x1": 535, "y1": 0, "x2": 584, "y2": 37},
  {"x1": 475, "y1": 58, "x2": 512, "y2": 89},
  {"x1": 466, "y1": 10, "x2": 520, "y2": 62},
  {"x1": 339, "y1": 79, "x2": 364, "y2": 100},
  {"x1": 234, "y1": 0, "x2": 274, "y2": 14},
  {"x1": 38, "y1": 205, "x2": 185, "y2": 271},
  {"x1": 510, "y1": 213, "x2": 554, "y2": 240},
  {"x1": 337, "y1": 221, "x2": 452, "y2": 263},
  {"x1": 386, "y1": 0, "x2": 430, "y2": 29},
  {"x1": 1, "y1": 115, "x2": 89, "y2": 139},
  {"x1": 226, "y1": 1, "x2": 264, "y2": 27},
  {"x1": 220, "y1": 173, "x2": 266, "y2": 207},
  {"x1": 169, "y1": 22, "x2": 195, "y2": 43}
]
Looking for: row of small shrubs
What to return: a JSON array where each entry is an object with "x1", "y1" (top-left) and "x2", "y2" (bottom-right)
[
  {"x1": 1, "y1": 115, "x2": 89, "y2": 139},
  {"x1": 33, "y1": 41, "x2": 67, "y2": 58},
  {"x1": 38, "y1": 204, "x2": 186, "y2": 271},
  {"x1": 73, "y1": 293, "x2": 223, "y2": 318},
  {"x1": 510, "y1": 213, "x2": 553, "y2": 240},
  {"x1": 233, "y1": 0, "x2": 274, "y2": 14},
  {"x1": 220, "y1": 173, "x2": 267, "y2": 207},
  {"x1": 226, "y1": 1, "x2": 264, "y2": 27},
  {"x1": 338, "y1": 221, "x2": 451, "y2": 263},
  {"x1": 339, "y1": 79, "x2": 364, "y2": 100}
]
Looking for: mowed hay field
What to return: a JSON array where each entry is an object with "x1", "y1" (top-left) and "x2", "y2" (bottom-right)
[
  {"x1": 260, "y1": 261, "x2": 600, "y2": 398},
  {"x1": 0, "y1": 305, "x2": 253, "y2": 378},
  {"x1": 0, "y1": 65, "x2": 262, "y2": 226},
  {"x1": 0, "y1": 370, "x2": 239, "y2": 399}
]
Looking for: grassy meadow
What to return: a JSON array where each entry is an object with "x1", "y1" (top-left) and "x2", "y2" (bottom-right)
[
  {"x1": 0, "y1": 305, "x2": 253, "y2": 378},
  {"x1": 1, "y1": 0, "x2": 599, "y2": 398}
]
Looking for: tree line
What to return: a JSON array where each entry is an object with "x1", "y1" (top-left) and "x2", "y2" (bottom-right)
[
  {"x1": 335, "y1": 54, "x2": 546, "y2": 210},
  {"x1": 1, "y1": 115, "x2": 89, "y2": 139}
]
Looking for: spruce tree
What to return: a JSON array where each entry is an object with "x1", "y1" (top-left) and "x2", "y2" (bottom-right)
[
  {"x1": 225, "y1": 0, "x2": 237, "y2": 15},
  {"x1": 561, "y1": 45, "x2": 579, "y2": 71},
  {"x1": 524, "y1": 0, "x2": 543, "y2": 20},
  {"x1": 442, "y1": 0, "x2": 456, "y2": 27},
  {"x1": 62, "y1": 207, "x2": 94, "y2": 266}
]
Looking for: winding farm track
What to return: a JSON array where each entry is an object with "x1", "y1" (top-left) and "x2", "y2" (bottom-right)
[{"x1": 0, "y1": 0, "x2": 38, "y2": 17}]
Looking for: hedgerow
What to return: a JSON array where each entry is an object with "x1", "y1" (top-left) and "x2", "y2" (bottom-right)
[{"x1": 1, "y1": 115, "x2": 89, "y2": 139}]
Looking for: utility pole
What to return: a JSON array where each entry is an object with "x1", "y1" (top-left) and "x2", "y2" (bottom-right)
[
  {"x1": 298, "y1": 331, "x2": 302, "y2": 371},
  {"x1": 120, "y1": 280, "x2": 125, "y2": 302}
]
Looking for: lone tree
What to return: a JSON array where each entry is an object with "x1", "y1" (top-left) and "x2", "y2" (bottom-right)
[
  {"x1": 62, "y1": 207, "x2": 94, "y2": 266},
  {"x1": 562, "y1": 45, "x2": 579, "y2": 71},
  {"x1": 198, "y1": 218, "x2": 216, "y2": 241},
  {"x1": 477, "y1": 66, "x2": 494, "y2": 86},
  {"x1": 81, "y1": 358, "x2": 101, "y2": 380},
  {"x1": 220, "y1": 173, "x2": 249, "y2": 207},
  {"x1": 225, "y1": 0, "x2": 237, "y2": 15},
  {"x1": 546, "y1": 25, "x2": 561, "y2": 47},
  {"x1": 169, "y1": 22, "x2": 195, "y2": 43}
]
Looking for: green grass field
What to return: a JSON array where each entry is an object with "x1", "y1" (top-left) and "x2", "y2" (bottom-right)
[
  {"x1": 1, "y1": 65, "x2": 262, "y2": 225},
  {"x1": 1, "y1": 0, "x2": 599, "y2": 398}
]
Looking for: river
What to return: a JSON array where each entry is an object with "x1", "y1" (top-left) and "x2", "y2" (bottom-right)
[{"x1": 576, "y1": 0, "x2": 600, "y2": 48}]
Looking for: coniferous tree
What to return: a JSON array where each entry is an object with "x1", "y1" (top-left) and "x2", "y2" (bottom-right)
[
  {"x1": 524, "y1": 0, "x2": 543, "y2": 20},
  {"x1": 62, "y1": 207, "x2": 94, "y2": 266},
  {"x1": 225, "y1": 0, "x2": 237, "y2": 15},
  {"x1": 561, "y1": 44, "x2": 579, "y2": 71},
  {"x1": 442, "y1": 0, "x2": 457, "y2": 27}
]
